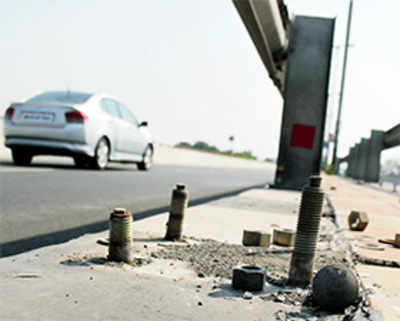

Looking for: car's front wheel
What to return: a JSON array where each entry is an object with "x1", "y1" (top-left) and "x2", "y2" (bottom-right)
[
  {"x1": 12, "y1": 149, "x2": 33, "y2": 166},
  {"x1": 91, "y1": 138, "x2": 109, "y2": 170},
  {"x1": 137, "y1": 146, "x2": 153, "y2": 171}
]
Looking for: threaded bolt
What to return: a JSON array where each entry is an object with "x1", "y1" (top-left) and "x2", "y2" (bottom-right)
[
  {"x1": 108, "y1": 208, "x2": 134, "y2": 263},
  {"x1": 176, "y1": 183, "x2": 186, "y2": 191},
  {"x1": 288, "y1": 175, "x2": 324, "y2": 287},
  {"x1": 165, "y1": 184, "x2": 189, "y2": 241}
]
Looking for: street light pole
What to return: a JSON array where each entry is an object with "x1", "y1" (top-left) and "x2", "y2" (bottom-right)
[{"x1": 331, "y1": 0, "x2": 354, "y2": 169}]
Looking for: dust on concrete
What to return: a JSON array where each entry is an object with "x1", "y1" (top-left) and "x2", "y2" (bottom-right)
[
  {"x1": 150, "y1": 217, "x2": 349, "y2": 285},
  {"x1": 59, "y1": 252, "x2": 153, "y2": 268},
  {"x1": 55, "y1": 200, "x2": 380, "y2": 321}
]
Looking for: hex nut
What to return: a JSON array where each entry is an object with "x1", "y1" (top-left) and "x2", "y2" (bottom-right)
[
  {"x1": 395, "y1": 233, "x2": 400, "y2": 246},
  {"x1": 348, "y1": 211, "x2": 369, "y2": 231},
  {"x1": 232, "y1": 265, "x2": 266, "y2": 292},
  {"x1": 312, "y1": 264, "x2": 359, "y2": 312},
  {"x1": 242, "y1": 230, "x2": 271, "y2": 247},
  {"x1": 273, "y1": 228, "x2": 296, "y2": 246},
  {"x1": 113, "y1": 208, "x2": 127, "y2": 214}
]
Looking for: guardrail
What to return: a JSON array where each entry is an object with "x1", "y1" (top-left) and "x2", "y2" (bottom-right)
[
  {"x1": 232, "y1": 0, "x2": 290, "y2": 95},
  {"x1": 339, "y1": 123, "x2": 400, "y2": 182}
]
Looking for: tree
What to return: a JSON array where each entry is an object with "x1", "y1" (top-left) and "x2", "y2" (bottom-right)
[
  {"x1": 381, "y1": 159, "x2": 400, "y2": 176},
  {"x1": 176, "y1": 142, "x2": 191, "y2": 148}
]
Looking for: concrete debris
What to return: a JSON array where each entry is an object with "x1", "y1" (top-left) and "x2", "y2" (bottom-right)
[
  {"x1": 260, "y1": 289, "x2": 308, "y2": 306},
  {"x1": 151, "y1": 235, "x2": 349, "y2": 283},
  {"x1": 274, "y1": 310, "x2": 287, "y2": 321},
  {"x1": 242, "y1": 291, "x2": 253, "y2": 300}
]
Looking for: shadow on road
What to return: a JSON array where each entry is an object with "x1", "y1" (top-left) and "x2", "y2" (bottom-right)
[
  {"x1": 0, "y1": 183, "x2": 268, "y2": 258},
  {"x1": 0, "y1": 161, "x2": 138, "y2": 171}
]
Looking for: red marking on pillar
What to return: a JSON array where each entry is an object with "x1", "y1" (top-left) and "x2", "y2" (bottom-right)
[{"x1": 290, "y1": 124, "x2": 316, "y2": 149}]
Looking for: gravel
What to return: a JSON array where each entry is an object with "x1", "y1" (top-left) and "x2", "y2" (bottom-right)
[{"x1": 150, "y1": 236, "x2": 349, "y2": 287}]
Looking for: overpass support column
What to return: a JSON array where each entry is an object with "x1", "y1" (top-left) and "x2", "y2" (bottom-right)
[
  {"x1": 352, "y1": 144, "x2": 360, "y2": 179},
  {"x1": 274, "y1": 16, "x2": 335, "y2": 190},
  {"x1": 345, "y1": 147, "x2": 355, "y2": 177},
  {"x1": 365, "y1": 130, "x2": 384, "y2": 182},
  {"x1": 356, "y1": 138, "x2": 369, "y2": 181}
]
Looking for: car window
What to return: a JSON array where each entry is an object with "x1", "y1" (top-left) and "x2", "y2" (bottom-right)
[
  {"x1": 26, "y1": 91, "x2": 92, "y2": 104},
  {"x1": 100, "y1": 99, "x2": 111, "y2": 114},
  {"x1": 100, "y1": 98, "x2": 121, "y2": 118},
  {"x1": 117, "y1": 102, "x2": 139, "y2": 126}
]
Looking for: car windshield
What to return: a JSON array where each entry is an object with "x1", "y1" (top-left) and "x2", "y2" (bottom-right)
[{"x1": 26, "y1": 91, "x2": 92, "y2": 104}]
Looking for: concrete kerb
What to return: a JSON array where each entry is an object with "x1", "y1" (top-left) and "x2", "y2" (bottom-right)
[{"x1": 324, "y1": 195, "x2": 373, "y2": 298}]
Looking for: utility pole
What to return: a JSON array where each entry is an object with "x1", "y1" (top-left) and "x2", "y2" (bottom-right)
[{"x1": 331, "y1": 0, "x2": 354, "y2": 169}]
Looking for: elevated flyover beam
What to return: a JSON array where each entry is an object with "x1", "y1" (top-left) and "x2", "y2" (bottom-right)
[
  {"x1": 232, "y1": 0, "x2": 289, "y2": 94},
  {"x1": 383, "y1": 123, "x2": 400, "y2": 149}
]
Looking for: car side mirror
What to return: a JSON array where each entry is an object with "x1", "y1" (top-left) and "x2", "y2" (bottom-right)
[{"x1": 139, "y1": 121, "x2": 148, "y2": 127}]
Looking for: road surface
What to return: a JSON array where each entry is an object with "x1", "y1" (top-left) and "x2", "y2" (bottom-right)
[{"x1": 0, "y1": 159, "x2": 274, "y2": 257}]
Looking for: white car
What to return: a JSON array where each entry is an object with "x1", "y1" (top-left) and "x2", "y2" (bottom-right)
[{"x1": 3, "y1": 91, "x2": 153, "y2": 170}]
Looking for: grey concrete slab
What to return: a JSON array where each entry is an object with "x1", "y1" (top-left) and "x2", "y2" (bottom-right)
[{"x1": 0, "y1": 231, "x2": 286, "y2": 321}]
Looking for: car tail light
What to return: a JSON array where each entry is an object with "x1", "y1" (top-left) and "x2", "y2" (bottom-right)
[
  {"x1": 5, "y1": 106, "x2": 15, "y2": 120},
  {"x1": 65, "y1": 110, "x2": 88, "y2": 123}
]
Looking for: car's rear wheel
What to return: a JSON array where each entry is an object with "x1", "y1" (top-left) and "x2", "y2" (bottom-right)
[
  {"x1": 91, "y1": 138, "x2": 109, "y2": 170},
  {"x1": 137, "y1": 146, "x2": 153, "y2": 171},
  {"x1": 12, "y1": 149, "x2": 33, "y2": 166}
]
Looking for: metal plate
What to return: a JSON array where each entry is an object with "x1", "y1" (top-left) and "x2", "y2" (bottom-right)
[{"x1": 20, "y1": 112, "x2": 55, "y2": 123}]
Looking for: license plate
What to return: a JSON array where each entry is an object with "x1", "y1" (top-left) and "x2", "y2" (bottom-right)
[{"x1": 21, "y1": 112, "x2": 55, "y2": 123}]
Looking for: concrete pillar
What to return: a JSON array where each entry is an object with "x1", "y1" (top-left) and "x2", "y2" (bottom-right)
[
  {"x1": 352, "y1": 144, "x2": 360, "y2": 179},
  {"x1": 345, "y1": 147, "x2": 355, "y2": 177},
  {"x1": 356, "y1": 138, "x2": 369, "y2": 181},
  {"x1": 365, "y1": 130, "x2": 384, "y2": 182},
  {"x1": 274, "y1": 16, "x2": 335, "y2": 190},
  {"x1": 349, "y1": 147, "x2": 357, "y2": 178}
]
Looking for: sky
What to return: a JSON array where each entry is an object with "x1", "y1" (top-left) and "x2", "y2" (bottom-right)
[{"x1": 0, "y1": 0, "x2": 399, "y2": 162}]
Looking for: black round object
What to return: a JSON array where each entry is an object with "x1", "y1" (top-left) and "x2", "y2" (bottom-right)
[{"x1": 312, "y1": 264, "x2": 359, "y2": 312}]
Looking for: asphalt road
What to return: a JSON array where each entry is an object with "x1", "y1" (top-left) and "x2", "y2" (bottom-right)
[{"x1": 0, "y1": 160, "x2": 274, "y2": 257}]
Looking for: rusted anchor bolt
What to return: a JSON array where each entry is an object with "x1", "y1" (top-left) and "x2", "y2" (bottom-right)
[
  {"x1": 165, "y1": 184, "x2": 189, "y2": 241},
  {"x1": 288, "y1": 175, "x2": 324, "y2": 287},
  {"x1": 348, "y1": 211, "x2": 369, "y2": 231},
  {"x1": 232, "y1": 265, "x2": 266, "y2": 291},
  {"x1": 312, "y1": 264, "x2": 359, "y2": 312},
  {"x1": 108, "y1": 208, "x2": 133, "y2": 263},
  {"x1": 242, "y1": 230, "x2": 271, "y2": 247}
]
